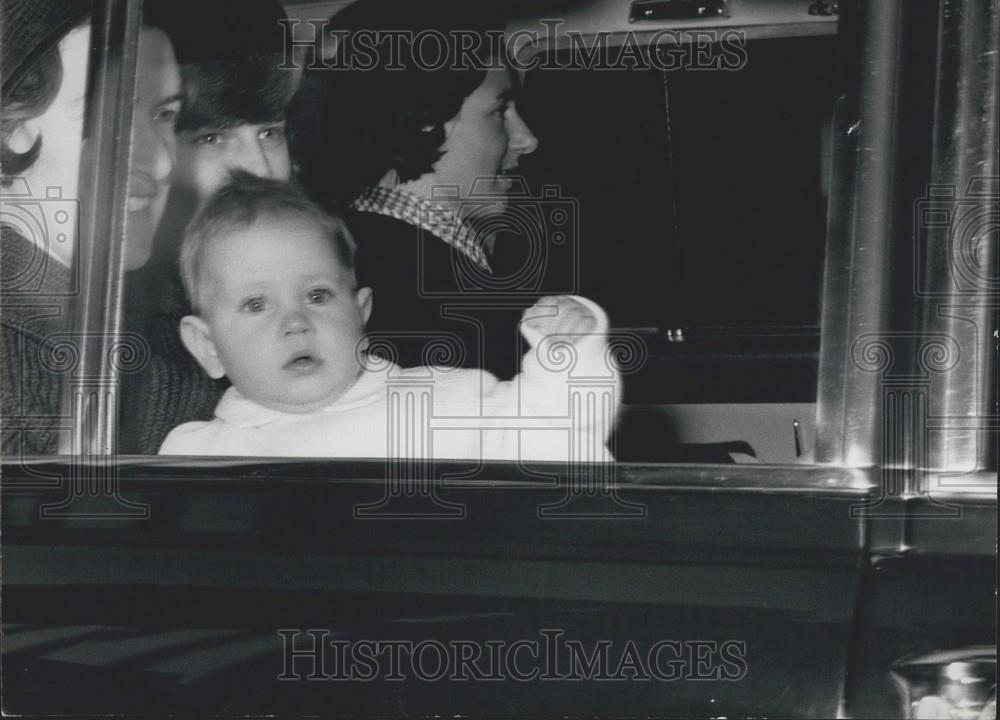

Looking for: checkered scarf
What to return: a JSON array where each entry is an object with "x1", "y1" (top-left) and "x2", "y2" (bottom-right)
[{"x1": 351, "y1": 186, "x2": 492, "y2": 272}]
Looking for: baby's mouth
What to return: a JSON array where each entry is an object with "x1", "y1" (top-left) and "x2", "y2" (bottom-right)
[{"x1": 283, "y1": 353, "x2": 323, "y2": 373}]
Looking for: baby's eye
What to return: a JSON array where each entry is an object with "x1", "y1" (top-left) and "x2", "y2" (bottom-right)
[
  {"x1": 240, "y1": 296, "x2": 267, "y2": 313},
  {"x1": 306, "y1": 287, "x2": 333, "y2": 304}
]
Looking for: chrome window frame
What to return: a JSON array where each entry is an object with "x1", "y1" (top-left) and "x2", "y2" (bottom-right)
[
  {"x1": 59, "y1": 0, "x2": 142, "y2": 457},
  {"x1": 815, "y1": 0, "x2": 998, "y2": 479}
]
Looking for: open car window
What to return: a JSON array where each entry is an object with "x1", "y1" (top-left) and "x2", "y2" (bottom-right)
[{"x1": 105, "y1": 9, "x2": 841, "y2": 465}]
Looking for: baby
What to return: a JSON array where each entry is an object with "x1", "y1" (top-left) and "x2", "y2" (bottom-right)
[{"x1": 160, "y1": 175, "x2": 619, "y2": 461}]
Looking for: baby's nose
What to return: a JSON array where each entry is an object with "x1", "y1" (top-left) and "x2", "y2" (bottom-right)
[{"x1": 282, "y1": 309, "x2": 313, "y2": 334}]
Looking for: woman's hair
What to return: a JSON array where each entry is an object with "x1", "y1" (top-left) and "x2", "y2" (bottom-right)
[
  {"x1": 1, "y1": 0, "x2": 91, "y2": 181},
  {"x1": 0, "y1": 44, "x2": 62, "y2": 178},
  {"x1": 0, "y1": 1, "x2": 175, "y2": 184},
  {"x1": 288, "y1": 0, "x2": 508, "y2": 209}
]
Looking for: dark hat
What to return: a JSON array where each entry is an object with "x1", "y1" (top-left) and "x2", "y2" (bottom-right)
[{"x1": 1, "y1": 0, "x2": 90, "y2": 96}]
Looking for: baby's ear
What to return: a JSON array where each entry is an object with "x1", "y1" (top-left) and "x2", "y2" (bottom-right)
[
  {"x1": 179, "y1": 315, "x2": 225, "y2": 379},
  {"x1": 356, "y1": 286, "x2": 373, "y2": 324}
]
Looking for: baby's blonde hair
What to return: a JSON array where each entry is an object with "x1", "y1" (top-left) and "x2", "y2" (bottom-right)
[{"x1": 180, "y1": 172, "x2": 357, "y2": 313}]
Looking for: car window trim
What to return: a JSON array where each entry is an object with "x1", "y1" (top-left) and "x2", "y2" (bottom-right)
[{"x1": 59, "y1": 0, "x2": 142, "y2": 457}]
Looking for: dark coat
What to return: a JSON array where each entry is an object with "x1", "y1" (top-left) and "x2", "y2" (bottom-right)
[
  {"x1": 1, "y1": 229, "x2": 70, "y2": 456},
  {"x1": 349, "y1": 210, "x2": 529, "y2": 381},
  {"x1": 117, "y1": 269, "x2": 224, "y2": 455},
  {"x1": 1, "y1": 227, "x2": 222, "y2": 457}
]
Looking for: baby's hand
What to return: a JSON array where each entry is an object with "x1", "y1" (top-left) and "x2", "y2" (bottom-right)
[{"x1": 522, "y1": 296, "x2": 598, "y2": 343}]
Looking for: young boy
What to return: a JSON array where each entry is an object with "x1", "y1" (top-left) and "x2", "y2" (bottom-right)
[
  {"x1": 120, "y1": 0, "x2": 298, "y2": 454},
  {"x1": 159, "y1": 176, "x2": 619, "y2": 462}
]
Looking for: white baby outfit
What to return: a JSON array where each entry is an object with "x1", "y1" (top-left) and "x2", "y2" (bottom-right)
[{"x1": 160, "y1": 297, "x2": 620, "y2": 462}]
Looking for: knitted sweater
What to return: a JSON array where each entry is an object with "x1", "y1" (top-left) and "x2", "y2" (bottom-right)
[
  {"x1": 117, "y1": 268, "x2": 225, "y2": 454},
  {"x1": 1, "y1": 229, "x2": 70, "y2": 456}
]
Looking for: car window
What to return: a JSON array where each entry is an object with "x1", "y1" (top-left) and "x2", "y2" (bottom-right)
[
  {"x1": 10, "y1": 13, "x2": 839, "y2": 465},
  {"x1": 6, "y1": 4, "x2": 989, "y2": 473}
]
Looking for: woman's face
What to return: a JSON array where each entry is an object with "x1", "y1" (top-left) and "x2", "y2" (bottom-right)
[
  {"x1": 11, "y1": 25, "x2": 91, "y2": 269},
  {"x1": 124, "y1": 28, "x2": 182, "y2": 270},
  {"x1": 431, "y1": 67, "x2": 538, "y2": 211}
]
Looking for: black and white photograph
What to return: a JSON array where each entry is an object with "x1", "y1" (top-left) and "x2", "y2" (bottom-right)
[{"x1": 0, "y1": 0, "x2": 996, "y2": 716}]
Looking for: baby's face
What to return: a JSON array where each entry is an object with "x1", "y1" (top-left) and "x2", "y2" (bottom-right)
[{"x1": 197, "y1": 213, "x2": 371, "y2": 413}]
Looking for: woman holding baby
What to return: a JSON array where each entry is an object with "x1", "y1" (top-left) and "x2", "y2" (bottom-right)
[{"x1": 1, "y1": 0, "x2": 182, "y2": 456}]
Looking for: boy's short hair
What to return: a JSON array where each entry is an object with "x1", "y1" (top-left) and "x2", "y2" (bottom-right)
[
  {"x1": 151, "y1": 0, "x2": 295, "y2": 132},
  {"x1": 176, "y1": 57, "x2": 297, "y2": 133},
  {"x1": 180, "y1": 173, "x2": 357, "y2": 313}
]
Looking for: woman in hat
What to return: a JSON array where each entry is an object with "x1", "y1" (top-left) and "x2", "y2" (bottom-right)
[{"x1": 2, "y1": 0, "x2": 183, "y2": 455}]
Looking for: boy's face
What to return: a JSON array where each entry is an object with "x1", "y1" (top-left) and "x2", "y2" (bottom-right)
[
  {"x1": 185, "y1": 213, "x2": 372, "y2": 413},
  {"x1": 176, "y1": 121, "x2": 291, "y2": 204}
]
